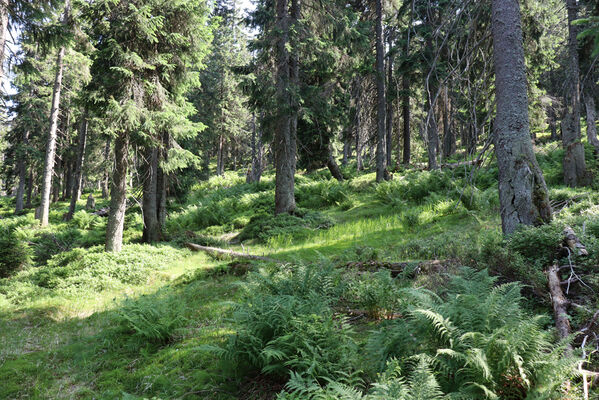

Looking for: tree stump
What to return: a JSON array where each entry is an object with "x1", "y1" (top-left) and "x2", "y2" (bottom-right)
[{"x1": 85, "y1": 194, "x2": 95, "y2": 210}]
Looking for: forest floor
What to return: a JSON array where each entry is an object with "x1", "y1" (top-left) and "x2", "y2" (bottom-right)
[{"x1": 1, "y1": 140, "x2": 599, "y2": 399}]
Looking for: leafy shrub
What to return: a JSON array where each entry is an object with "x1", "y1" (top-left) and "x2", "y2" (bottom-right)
[
  {"x1": 237, "y1": 210, "x2": 334, "y2": 243},
  {"x1": 376, "y1": 171, "x2": 454, "y2": 204},
  {"x1": 116, "y1": 290, "x2": 186, "y2": 344},
  {"x1": 347, "y1": 270, "x2": 401, "y2": 319},
  {"x1": 296, "y1": 180, "x2": 350, "y2": 209},
  {"x1": 32, "y1": 244, "x2": 189, "y2": 291},
  {"x1": 0, "y1": 226, "x2": 31, "y2": 277},
  {"x1": 32, "y1": 228, "x2": 83, "y2": 265}
]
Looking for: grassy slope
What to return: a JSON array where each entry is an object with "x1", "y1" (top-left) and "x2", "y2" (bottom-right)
[{"x1": 0, "y1": 139, "x2": 598, "y2": 399}]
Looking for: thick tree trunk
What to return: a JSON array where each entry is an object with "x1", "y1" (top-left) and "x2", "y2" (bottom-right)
[
  {"x1": 491, "y1": 0, "x2": 552, "y2": 235},
  {"x1": 289, "y1": 0, "x2": 300, "y2": 172},
  {"x1": 386, "y1": 29, "x2": 394, "y2": 168},
  {"x1": 101, "y1": 137, "x2": 110, "y2": 199},
  {"x1": 14, "y1": 130, "x2": 29, "y2": 214},
  {"x1": 105, "y1": 133, "x2": 129, "y2": 252},
  {"x1": 274, "y1": 0, "x2": 296, "y2": 214},
  {"x1": 38, "y1": 0, "x2": 70, "y2": 227},
  {"x1": 326, "y1": 150, "x2": 344, "y2": 181},
  {"x1": 355, "y1": 82, "x2": 363, "y2": 171},
  {"x1": 562, "y1": 0, "x2": 588, "y2": 187},
  {"x1": 374, "y1": 0, "x2": 387, "y2": 182},
  {"x1": 66, "y1": 116, "x2": 87, "y2": 220},
  {"x1": 585, "y1": 95, "x2": 599, "y2": 152},
  {"x1": 142, "y1": 146, "x2": 160, "y2": 243}
]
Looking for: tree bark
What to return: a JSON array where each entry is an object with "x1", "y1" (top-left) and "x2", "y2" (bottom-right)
[
  {"x1": 142, "y1": 146, "x2": 160, "y2": 243},
  {"x1": 0, "y1": 0, "x2": 9, "y2": 85},
  {"x1": 101, "y1": 137, "x2": 110, "y2": 199},
  {"x1": 402, "y1": 75, "x2": 410, "y2": 165},
  {"x1": 105, "y1": 132, "x2": 129, "y2": 252},
  {"x1": 274, "y1": 0, "x2": 296, "y2": 214},
  {"x1": 374, "y1": 0, "x2": 387, "y2": 182},
  {"x1": 216, "y1": 134, "x2": 225, "y2": 176},
  {"x1": 425, "y1": 84, "x2": 439, "y2": 170},
  {"x1": 66, "y1": 116, "x2": 87, "y2": 220},
  {"x1": 38, "y1": 0, "x2": 70, "y2": 227},
  {"x1": 386, "y1": 28, "x2": 394, "y2": 168},
  {"x1": 247, "y1": 113, "x2": 263, "y2": 183},
  {"x1": 585, "y1": 95, "x2": 599, "y2": 152},
  {"x1": 562, "y1": 0, "x2": 588, "y2": 187},
  {"x1": 442, "y1": 86, "x2": 455, "y2": 159},
  {"x1": 491, "y1": 0, "x2": 552, "y2": 235},
  {"x1": 14, "y1": 130, "x2": 29, "y2": 214},
  {"x1": 25, "y1": 170, "x2": 33, "y2": 209},
  {"x1": 326, "y1": 149, "x2": 344, "y2": 181}
]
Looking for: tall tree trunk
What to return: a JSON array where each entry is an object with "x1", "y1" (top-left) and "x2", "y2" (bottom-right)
[
  {"x1": 25, "y1": 170, "x2": 33, "y2": 209},
  {"x1": 52, "y1": 151, "x2": 62, "y2": 203},
  {"x1": 402, "y1": 75, "x2": 410, "y2": 165},
  {"x1": 491, "y1": 0, "x2": 552, "y2": 235},
  {"x1": 562, "y1": 0, "x2": 588, "y2": 187},
  {"x1": 14, "y1": 130, "x2": 29, "y2": 214},
  {"x1": 101, "y1": 137, "x2": 110, "y2": 198},
  {"x1": 585, "y1": 94, "x2": 599, "y2": 152},
  {"x1": 216, "y1": 134, "x2": 225, "y2": 176},
  {"x1": 386, "y1": 28, "x2": 394, "y2": 168},
  {"x1": 355, "y1": 81, "x2": 363, "y2": 171},
  {"x1": 289, "y1": 0, "x2": 300, "y2": 175},
  {"x1": 66, "y1": 116, "x2": 88, "y2": 220},
  {"x1": 247, "y1": 113, "x2": 263, "y2": 183},
  {"x1": 442, "y1": 86, "x2": 455, "y2": 159},
  {"x1": 63, "y1": 161, "x2": 72, "y2": 200},
  {"x1": 326, "y1": 147, "x2": 344, "y2": 181},
  {"x1": 0, "y1": 0, "x2": 8, "y2": 85},
  {"x1": 374, "y1": 0, "x2": 387, "y2": 182},
  {"x1": 38, "y1": 0, "x2": 70, "y2": 227},
  {"x1": 105, "y1": 133, "x2": 129, "y2": 252},
  {"x1": 425, "y1": 79, "x2": 439, "y2": 170},
  {"x1": 142, "y1": 146, "x2": 160, "y2": 243},
  {"x1": 274, "y1": 0, "x2": 296, "y2": 214}
]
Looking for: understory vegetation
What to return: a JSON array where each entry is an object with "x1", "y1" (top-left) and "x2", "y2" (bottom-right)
[{"x1": 1, "y1": 141, "x2": 599, "y2": 399}]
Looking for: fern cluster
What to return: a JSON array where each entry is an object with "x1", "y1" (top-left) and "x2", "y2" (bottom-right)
[{"x1": 213, "y1": 264, "x2": 575, "y2": 399}]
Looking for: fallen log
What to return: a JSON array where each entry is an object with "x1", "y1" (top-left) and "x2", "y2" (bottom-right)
[
  {"x1": 184, "y1": 243, "x2": 281, "y2": 263},
  {"x1": 563, "y1": 226, "x2": 588, "y2": 256},
  {"x1": 547, "y1": 263, "x2": 573, "y2": 355}
]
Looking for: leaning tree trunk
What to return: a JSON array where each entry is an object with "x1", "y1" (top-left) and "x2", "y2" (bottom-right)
[
  {"x1": 14, "y1": 130, "x2": 29, "y2": 214},
  {"x1": 562, "y1": 0, "x2": 588, "y2": 187},
  {"x1": 326, "y1": 147, "x2": 344, "y2": 181},
  {"x1": 66, "y1": 116, "x2": 88, "y2": 221},
  {"x1": 374, "y1": 0, "x2": 387, "y2": 182},
  {"x1": 38, "y1": 0, "x2": 70, "y2": 227},
  {"x1": 105, "y1": 132, "x2": 129, "y2": 252},
  {"x1": 386, "y1": 28, "x2": 394, "y2": 168},
  {"x1": 585, "y1": 94, "x2": 599, "y2": 152},
  {"x1": 274, "y1": 0, "x2": 296, "y2": 215},
  {"x1": 492, "y1": 0, "x2": 552, "y2": 235}
]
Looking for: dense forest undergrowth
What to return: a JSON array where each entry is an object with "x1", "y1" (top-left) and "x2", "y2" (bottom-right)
[{"x1": 1, "y1": 138, "x2": 599, "y2": 399}]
